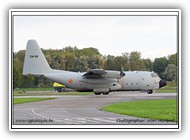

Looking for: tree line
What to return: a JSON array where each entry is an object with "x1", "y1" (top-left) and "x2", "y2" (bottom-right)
[{"x1": 13, "y1": 46, "x2": 177, "y2": 89}]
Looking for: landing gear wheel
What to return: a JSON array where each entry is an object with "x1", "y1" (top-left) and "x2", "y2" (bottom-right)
[
  {"x1": 94, "y1": 92, "x2": 101, "y2": 95},
  {"x1": 147, "y1": 90, "x2": 153, "y2": 94},
  {"x1": 102, "y1": 92, "x2": 109, "y2": 95}
]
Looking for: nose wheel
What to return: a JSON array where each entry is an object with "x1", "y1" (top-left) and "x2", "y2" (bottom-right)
[{"x1": 147, "y1": 90, "x2": 153, "y2": 94}]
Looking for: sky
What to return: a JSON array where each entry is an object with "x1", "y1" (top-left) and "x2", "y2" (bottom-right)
[{"x1": 13, "y1": 15, "x2": 177, "y2": 60}]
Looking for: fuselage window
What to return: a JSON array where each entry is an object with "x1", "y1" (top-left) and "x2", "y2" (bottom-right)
[{"x1": 151, "y1": 73, "x2": 158, "y2": 77}]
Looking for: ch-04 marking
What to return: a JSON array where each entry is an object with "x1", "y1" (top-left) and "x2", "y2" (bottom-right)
[{"x1": 30, "y1": 55, "x2": 38, "y2": 58}]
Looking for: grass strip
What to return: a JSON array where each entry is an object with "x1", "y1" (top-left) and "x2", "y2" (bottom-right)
[
  {"x1": 13, "y1": 91, "x2": 93, "y2": 96},
  {"x1": 155, "y1": 89, "x2": 177, "y2": 93},
  {"x1": 103, "y1": 99, "x2": 177, "y2": 122},
  {"x1": 13, "y1": 98, "x2": 55, "y2": 105}
]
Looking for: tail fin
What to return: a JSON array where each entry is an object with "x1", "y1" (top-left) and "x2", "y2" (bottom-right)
[{"x1": 23, "y1": 40, "x2": 52, "y2": 75}]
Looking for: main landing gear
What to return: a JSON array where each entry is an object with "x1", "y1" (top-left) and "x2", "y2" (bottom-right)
[
  {"x1": 94, "y1": 92, "x2": 109, "y2": 95},
  {"x1": 94, "y1": 90, "x2": 153, "y2": 95}
]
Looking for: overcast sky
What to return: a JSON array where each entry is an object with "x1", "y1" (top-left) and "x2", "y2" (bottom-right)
[{"x1": 13, "y1": 15, "x2": 177, "y2": 60}]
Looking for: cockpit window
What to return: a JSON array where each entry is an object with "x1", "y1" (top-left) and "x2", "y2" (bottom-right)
[{"x1": 151, "y1": 73, "x2": 158, "y2": 77}]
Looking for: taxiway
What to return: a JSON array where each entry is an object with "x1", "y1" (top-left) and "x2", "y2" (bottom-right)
[{"x1": 13, "y1": 92, "x2": 177, "y2": 125}]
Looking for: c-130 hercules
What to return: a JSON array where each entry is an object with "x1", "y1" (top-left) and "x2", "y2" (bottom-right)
[{"x1": 23, "y1": 40, "x2": 167, "y2": 95}]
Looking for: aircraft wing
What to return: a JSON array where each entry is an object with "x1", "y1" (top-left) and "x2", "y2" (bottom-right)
[
  {"x1": 82, "y1": 69, "x2": 125, "y2": 79},
  {"x1": 82, "y1": 69, "x2": 107, "y2": 78}
]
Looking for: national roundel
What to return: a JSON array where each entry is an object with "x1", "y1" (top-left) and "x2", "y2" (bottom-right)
[{"x1": 68, "y1": 79, "x2": 73, "y2": 84}]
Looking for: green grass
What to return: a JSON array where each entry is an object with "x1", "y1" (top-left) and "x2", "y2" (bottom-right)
[
  {"x1": 13, "y1": 88, "x2": 93, "y2": 96},
  {"x1": 155, "y1": 86, "x2": 177, "y2": 93},
  {"x1": 155, "y1": 89, "x2": 177, "y2": 93},
  {"x1": 14, "y1": 87, "x2": 54, "y2": 91},
  {"x1": 155, "y1": 81, "x2": 177, "y2": 93},
  {"x1": 103, "y1": 99, "x2": 177, "y2": 122},
  {"x1": 13, "y1": 98, "x2": 56, "y2": 105},
  {"x1": 13, "y1": 91, "x2": 93, "y2": 96}
]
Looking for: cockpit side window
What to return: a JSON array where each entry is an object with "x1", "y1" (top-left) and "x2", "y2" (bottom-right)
[{"x1": 151, "y1": 73, "x2": 158, "y2": 77}]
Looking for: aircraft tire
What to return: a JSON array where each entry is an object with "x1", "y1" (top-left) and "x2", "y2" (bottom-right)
[
  {"x1": 94, "y1": 92, "x2": 101, "y2": 95},
  {"x1": 102, "y1": 92, "x2": 109, "y2": 95},
  {"x1": 147, "y1": 90, "x2": 153, "y2": 94}
]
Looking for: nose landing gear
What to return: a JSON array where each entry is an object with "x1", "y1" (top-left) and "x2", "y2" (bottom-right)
[{"x1": 147, "y1": 90, "x2": 153, "y2": 94}]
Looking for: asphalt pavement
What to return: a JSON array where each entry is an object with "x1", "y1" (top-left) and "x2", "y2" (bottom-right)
[{"x1": 13, "y1": 91, "x2": 177, "y2": 125}]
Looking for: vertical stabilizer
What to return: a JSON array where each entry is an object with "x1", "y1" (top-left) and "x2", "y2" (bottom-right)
[{"x1": 23, "y1": 40, "x2": 52, "y2": 75}]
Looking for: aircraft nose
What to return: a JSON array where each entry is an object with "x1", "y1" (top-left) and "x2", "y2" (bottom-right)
[{"x1": 159, "y1": 79, "x2": 167, "y2": 88}]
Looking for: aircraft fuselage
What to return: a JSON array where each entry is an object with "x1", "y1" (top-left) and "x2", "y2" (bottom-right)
[{"x1": 44, "y1": 70, "x2": 164, "y2": 94}]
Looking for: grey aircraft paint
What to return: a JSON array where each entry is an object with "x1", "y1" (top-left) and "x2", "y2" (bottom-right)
[{"x1": 23, "y1": 40, "x2": 167, "y2": 95}]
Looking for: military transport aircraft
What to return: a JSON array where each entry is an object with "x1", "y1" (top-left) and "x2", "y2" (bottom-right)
[{"x1": 23, "y1": 40, "x2": 167, "y2": 95}]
